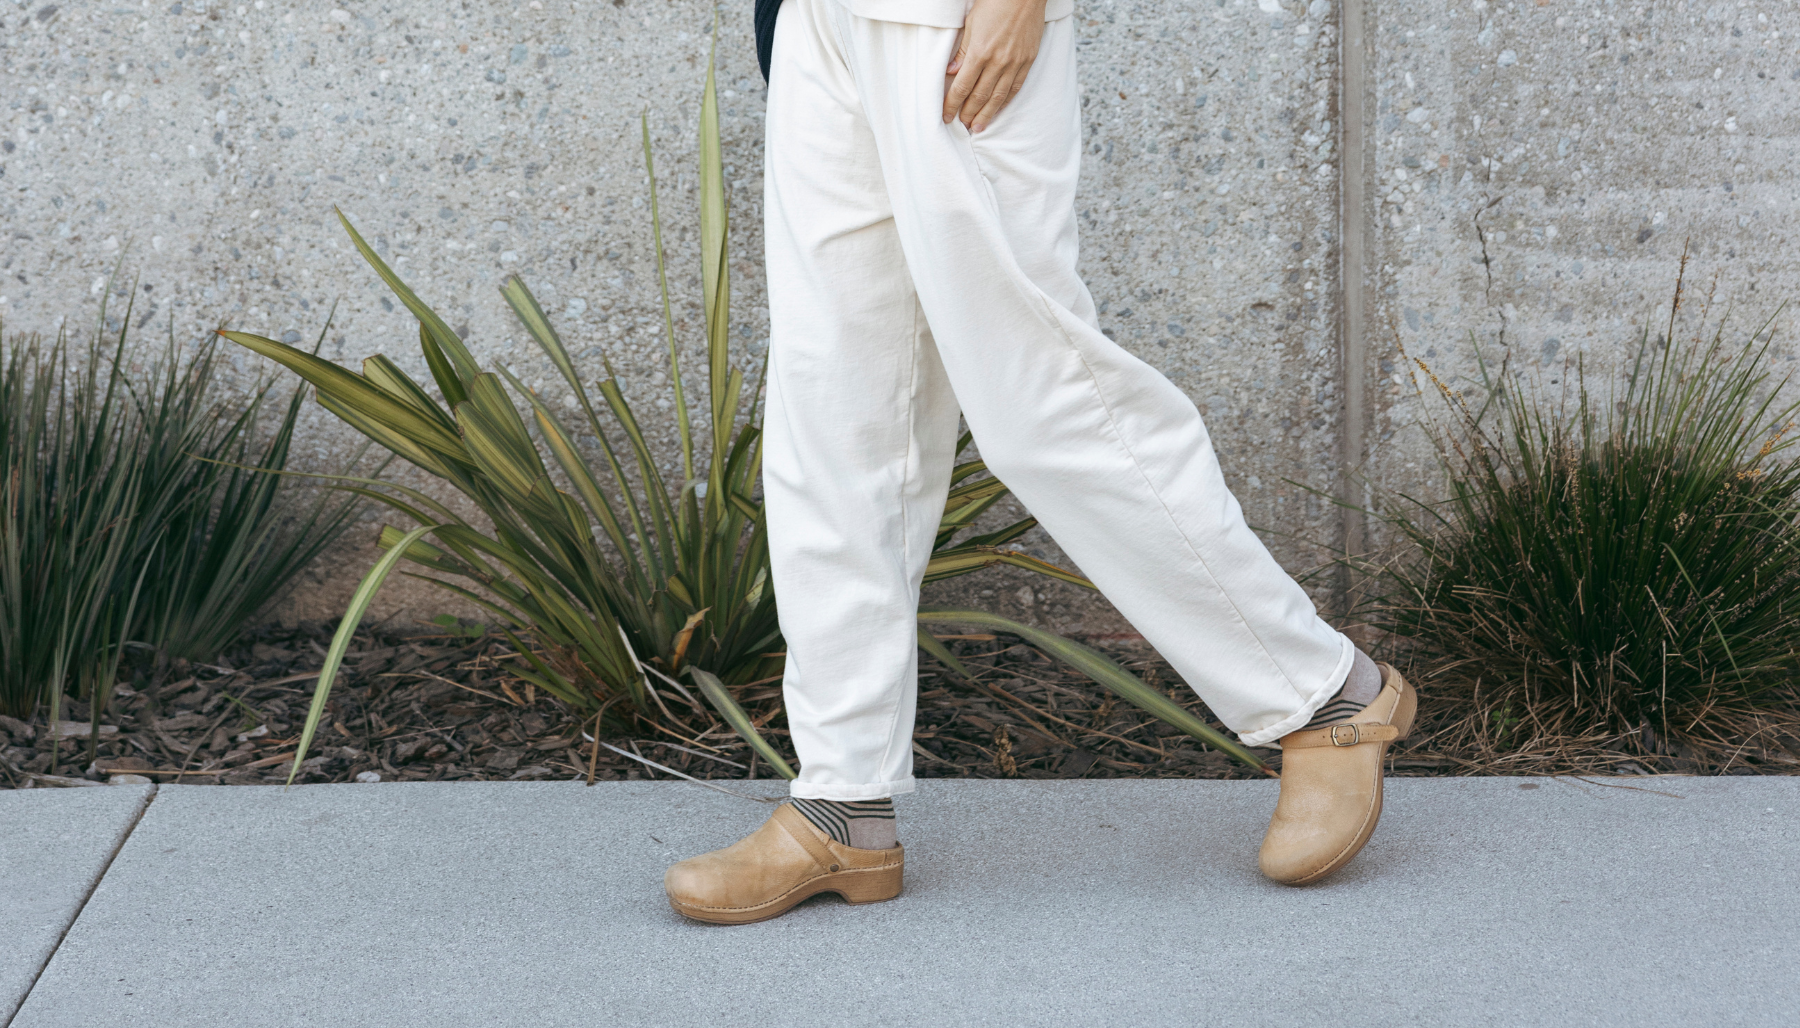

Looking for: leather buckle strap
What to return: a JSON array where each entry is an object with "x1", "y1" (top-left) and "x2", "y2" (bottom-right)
[
  {"x1": 773, "y1": 803, "x2": 842, "y2": 872},
  {"x1": 1280, "y1": 721, "x2": 1402, "y2": 749}
]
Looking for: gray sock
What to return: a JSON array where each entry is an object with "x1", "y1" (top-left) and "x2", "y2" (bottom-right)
[
  {"x1": 790, "y1": 798, "x2": 897, "y2": 850},
  {"x1": 1299, "y1": 648, "x2": 1383, "y2": 731}
]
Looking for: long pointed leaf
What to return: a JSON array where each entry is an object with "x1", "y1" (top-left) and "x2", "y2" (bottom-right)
[
  {"x1": 361, "y1": 353, "x2": 456, "y2": 433},
  {"x1": 287, "y1": 524, "x2": 439, "y2": 787},
  {"x1": 313, "y1": 391, "x2": 460, "y2": 480},
  {"x1": 220, "y1": 330, "x2": 470, "y2": 469},
  {"x1": 334, "y1": 207, "x2": 481, "y2": 387},
  {"x1": 417, "y1": 323, "x2": 469, "y2": 409},
  {"x1": 915, "y1": 607, "x2": 1269, "y2": 772},
  {"x1": 923, "y1": 546, "x2": 1095, "y2": 589},
  {"x1": 689, "y1": 666, "x2": 796, "y2": 779},
  {"x1": 642, "y1": 113, "x2": 695, "y2": 481},
  {"x1": 916, "y1": 628, "x2": 975, "y2": 680},
  {"x1": 960, "y1": 516, "x2": 1038, "y2": 550}
]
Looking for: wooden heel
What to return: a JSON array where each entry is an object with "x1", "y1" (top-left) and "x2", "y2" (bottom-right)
[{"x1": 831, "y1": 860, "x2": 904, "y2": 905}]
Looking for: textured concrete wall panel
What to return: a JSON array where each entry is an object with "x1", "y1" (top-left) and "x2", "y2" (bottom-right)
[
  {"x1": 1364, "y1": 0, "x2": 1800, "y2": 555},
  {"x1": 4, "y1": 0, "x2": 779, "y2": 625}
]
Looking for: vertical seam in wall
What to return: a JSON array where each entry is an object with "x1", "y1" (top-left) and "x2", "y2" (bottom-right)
[
  {"x1": 3, "y1": 785, "x2": 157, "y2": 1028},
  {"x1": 1336, "y1": 0, "x2": 1370, "y2": 621}
]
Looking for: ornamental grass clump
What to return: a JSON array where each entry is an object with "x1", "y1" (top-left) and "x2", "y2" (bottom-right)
[
  {"x1": 1377, "y1": 260, "x2": 1800, "y2": 760},
  {"x1": 130, "y1": 323, "x2": 371, "y2": 667},
  {"x1": 1, "y1": 321, "x2": 147, "y2": 723},
  {"x1": 224, "y1": 71, "x2": 789, "y2": 755},
  {"x1": 0, "y1": 294, "x2": 362, "y2": 730}
]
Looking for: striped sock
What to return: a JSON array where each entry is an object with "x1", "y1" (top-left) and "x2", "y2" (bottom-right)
[
  {"x1": 1300, "y1": 648, "x2": 1384, "y2": 731},
  {"x1": 790, "y1": 798, "x2": 897, "y2": 850}
]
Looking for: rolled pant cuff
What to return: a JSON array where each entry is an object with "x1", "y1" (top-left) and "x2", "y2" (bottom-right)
[
  {"x1": 1233, "y1": 634, "x2": 1357, "y2": 749},
  {"x1": 789, "y1": 776, "x2": 916, "y2": 801}
]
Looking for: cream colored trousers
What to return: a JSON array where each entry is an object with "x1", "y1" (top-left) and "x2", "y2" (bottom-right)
[{"x1": 763, "y1": 0, "x2": 1355, "y2": 800}]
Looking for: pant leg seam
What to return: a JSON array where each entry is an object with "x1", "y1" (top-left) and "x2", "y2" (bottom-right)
[
  {"x1": 869, "y1": 295, "x2": 925, "y2": 785},
  {"x1": 1038, "y1": 294, "x2": 1301, "y2": 695}
]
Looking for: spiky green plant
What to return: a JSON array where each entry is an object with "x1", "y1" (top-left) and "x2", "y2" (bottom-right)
[
  {"x1": 0, "y1": 321, "x2": 146, "y2": 724},
  {"x1": 1374, "y1": 265, "x2": 1800, "y2": 747},
  {"x1": 0, "y1": 291, "x2": 354, "y2": 735},
  {"x1": 225, "y1": 50, "x2": 780, "y2": 783},
  {"x1": 130, "y1": 325, "x2": 369, "y2": 665}
]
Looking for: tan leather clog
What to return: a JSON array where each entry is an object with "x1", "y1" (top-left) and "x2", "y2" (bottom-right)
[
  {"x1": 1259, "y1": 662, "x2": 1417, "y2": 886},
  {"x1": 664, "y1": 802, "x2": 904, "y2": 925}
]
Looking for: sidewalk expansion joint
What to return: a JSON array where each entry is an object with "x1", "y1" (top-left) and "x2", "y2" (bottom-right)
[{"x1": 4, "y1": 785, "x2": 158, "y2": 1028}]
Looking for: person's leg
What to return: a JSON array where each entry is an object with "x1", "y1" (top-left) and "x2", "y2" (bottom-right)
[
  {"x1": 758, "y1": 0, "x2": 961, "y2": 806},
  {"x1": 828, "y1": 8, "x2": 1353, "y2": 746},
  {"x1": 664, "y1": 0, "x2": 950, "y2": 923}
]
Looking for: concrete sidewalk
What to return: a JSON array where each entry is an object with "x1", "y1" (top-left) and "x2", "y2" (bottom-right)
[
  {"x1": 0, "y1": 784, "x2": 154, "y2": 1024},
  {"x1": 5, "y1": 777, "x2": 1797, "y2": 1027}
]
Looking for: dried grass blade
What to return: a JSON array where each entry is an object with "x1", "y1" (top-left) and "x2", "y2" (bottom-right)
[{"x1": 590, "y1": 739, "x2": 780, "y2": 802}]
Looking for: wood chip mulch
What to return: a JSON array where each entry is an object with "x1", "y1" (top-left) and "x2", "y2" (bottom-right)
[{"x1": 2, "y1": 621, "x2": 1795, "y2": 791}]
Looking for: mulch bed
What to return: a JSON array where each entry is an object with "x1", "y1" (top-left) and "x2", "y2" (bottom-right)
[{"x1": 3, "y1": 621, "x2": 1796, "y2": 791}]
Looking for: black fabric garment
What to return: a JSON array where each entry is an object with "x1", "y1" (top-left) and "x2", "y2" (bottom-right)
[{"x1": 755, "y1": 0, "x2": 782, "y2": 82}]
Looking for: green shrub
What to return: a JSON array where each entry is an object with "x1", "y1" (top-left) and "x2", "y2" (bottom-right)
[
  {"x1": 1376, "y1": 267, "x2": 1800, "y2": 749},
  {"x1": 226, "y1": 125, "x2": 782, "y2": 730},
  {"x1": 1, "y1": 320, "x2": 147, "y2": 721},
  {"x1": 131, "y1": 329, "x2": 371, "y2": 667},
  {"x1": 0, "y1": 295, "x2": 362, "y2": 724}
]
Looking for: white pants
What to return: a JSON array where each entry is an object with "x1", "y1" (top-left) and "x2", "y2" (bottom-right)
[{"x1": 763, "y1": 0, "x2": 1355, "y2": 800}]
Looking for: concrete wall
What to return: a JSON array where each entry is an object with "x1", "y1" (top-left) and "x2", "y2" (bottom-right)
[
  {"x1": 1359, "y1": 0, "x2": 1800, "y2": 558},
  {"x1": 3, "y1": 0, "x2": 1793, "y2": 638}
]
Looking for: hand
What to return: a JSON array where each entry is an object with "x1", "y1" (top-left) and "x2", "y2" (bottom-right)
[{"x1": 942, "y1": 0, "x2": 1048, "y2": 133}]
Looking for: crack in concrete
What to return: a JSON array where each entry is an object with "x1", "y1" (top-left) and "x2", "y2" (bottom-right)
[
  {"x1": 3, "y1": 785, "x2": 157, "y2": 1028},
  {"x1": 1472, "y1": 193, "x2": 1507, "y2": 301},
  {"x1": 1472, "y1": 193, "x2": 1510, "y2": 349}
]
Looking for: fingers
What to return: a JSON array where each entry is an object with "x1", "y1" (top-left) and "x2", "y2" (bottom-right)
[
  {"x1": 940, "y1": 29, "x2": 1041, "y2": 130},
  {"x1": 946, "y1": 0, "x2": 1047, "y2": 128},
  {"x1": 942, "y1": 32, "x2": 971, "y2": 123},
  {"x1": 958, "y1": 63, "x2": 1004, "y2": 130},
  {"x1": 969, "y1": 64, "x2": 1029, "y2": 133},
  {"x1": 944, "y1": 56, "x2": 1031, "y2": 131},
  {"x1": 943, "y1": 59, "x2": 981, "y2": 125},
  {"x1": 945, "y1": 28, "x2": 967, "y2": 76}
]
